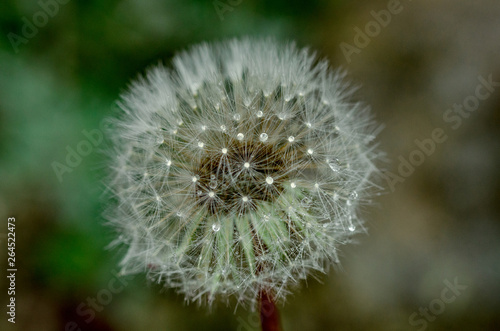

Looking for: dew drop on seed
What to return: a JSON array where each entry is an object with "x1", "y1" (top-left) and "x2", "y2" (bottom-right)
[
  {"x1": 198, "y1": 142, "x2": 204, "y2": 148},
  {"x1": 266, "y1": 176, "x2": 274, "y2": 185},
  {"x1": 328, "y1": 158, "x2": 340, "y2": 172},
  {"x1": 349, "y1": 191, "x2": 358, "y2": 200},
  {"x1": 346, "y1": 200, "x2": 352, "y2": 206},
  {"x1": 166, "y1": 159, "x2": 172, "y2": 166},
  {"x1": 197, "y1": 190, "x2": 202, "y2": 196},
  {"x1": 236, "y1": 133, "x2": 244, "y2": 140},
  {"x1": 307, "y1": 149, "x2": 314, "y2": 155},
  {"x1": 157, "y1": 137, "x2": 164, "y2": 144},
  {"x1": 233, "y1": 113, "x2": 241, "y2": 121},
  {"x1": 306, "y1": 122, "x2": 312, "y2": 128},
  {"x1": 220, "y1": 125, "x2": 226, "y2": 132},
  {"x1": 208, "y1": 191, "x2": 215, "y2": 197},
  {"x1": 221, "y1": 148, "x2": 228, "y2": 154},
  {"x1": 314, "y1": 183, "x2": 319, "y2": 189},
  {"x1": 156, "y1": 195, "x2": 161, "y2": 202},
  {"x1": 288, "y1": 136, "x2": 295, "y2": 142},
  {"x1": 262, "y1": 215, "x2": 270, "y2": 222},
  {"x1": 242, "y1": 196, "x2": 249, "y2": 202},
  {"x1": 212, "y1": 223, "x2": 221, "y2": 232},
  {"x1": 259, "y1": 133, "x2": 268, "y2": 142},
  {"x1": 256, "y1": 111, "x2": 263, "y2": 118},
  {"x1": 348, "y1": 224, "x2": 356, "y2": 232},
  {"x1": 290, "y1": 182, "x2": 296, "y2": 188},
  {"x1": 201, "y1": 125, "x2": 207, "y2": 131},
  {"x1": 209, "y1": 180, "x2": 218, "y2": 189},
  {"x1": 243, "y1": 162, "x2": 250, "y2": 169},
  {"x1": 192, "y1": 176, "x2": 198, "y2": 183}
]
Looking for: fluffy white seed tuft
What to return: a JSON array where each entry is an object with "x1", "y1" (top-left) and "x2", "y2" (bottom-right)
[{"x1": 104, "y1": 38, "x2": 381, "y2": 309}]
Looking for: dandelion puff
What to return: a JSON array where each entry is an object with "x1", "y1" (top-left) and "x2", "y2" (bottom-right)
[{"x1": 104, "y1": 38, "x2": 382, "y2": 312}]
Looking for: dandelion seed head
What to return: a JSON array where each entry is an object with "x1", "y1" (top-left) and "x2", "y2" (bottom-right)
[{"x1": 105, "y1": 38, "x2": 382, "y2": 309}]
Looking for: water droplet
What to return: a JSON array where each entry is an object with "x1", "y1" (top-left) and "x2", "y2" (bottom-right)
[
  {"x1": 210, "y1": 174, "x2": 216, "y2": 180},
  {"x1": 156, "y1": 195, "x2": 161, "y2": 202},
  {"x1": 346, "y1": 200, "x2": 352, "y2": 206},
  {"x1": 157, "y1": 137, "x2": 164, "y2": 144},
  {"x1": 201, "y1": 125, "x2": 207, "y2": 131},
  {"x1": 209, "y1": 180, "x2": 218, "y2": 189},
  {"x1": 349, "y1": 191, "x2": 358, "y2": 200},
  {"x1": 177, "y1": 120, "x2": 183, "y2": 126},
  {"x1": 221, "y1": 148, "x2": 228, "y2": 154},
  {"x1": 328, "y1": 158, "x2": 340, "y2": 172},
  {"x1": 259, "y1": 133, "x2": 268, "y2": 142},
  {"x1": 307, "y1": 149, "x2": 314, "y2": 155},
  {"x1": 233, "y1": 113, "x2": 241, "y2": 121},
  {"x1": 192, "y1": 176, "x2": 198, "y2": 183},
  {"x1": 314, "y1": 183, "x2": 319, "y2": 189},
  {"x1": 288, "y1": 136, "x2": 295, "y2": 142},
  {"x1": 290, "y1": 182, "x2": 296, "y2": 188},
  {"x1": 166, "y1": 159, "x2": 172, "y2": 166},
  {"x1": 348, "y1": 225, "x2": 356, "y2": 232},
  {"x1": 262, "y1": 215, "x2": 270, "y2": 222},
  {"x1": 266, "y1": 176, "x2": 274, "y2": 185},
  {"x1": 236, "y1": 133, "x2": 244, "y2": 140},
  {"x1": 208, "y1": 191, "x2": 215, "y2": 198},
  {"x1": 256, "y1": 111, "x2": 263, "y2": 118},
  {"x1": 197, "y1": 190, "x2": 202, "y2": 196},
  {"x1": 278, "y1": 113, "x2": 285, "y2": 120},
  {"x1": 220, "y1": 125, "x2": 226, "y2": 132},
  {"x1": 176, "y1": 211, "x2": 183, "y2": 217},
  {"x1": 306, "y1": 122, "x2": 312, "y2": 128},
  {"x1": 243, "y1": 162, "x2": 250, "y2": 169},
  {"x1": 242, "y1": 196, "x2": 249, "y2": 202},
  {"x1": 212, "y1": 223, "x2": 221, "y2": 232},
  {"x1": 198, "y1": 141, "x2": 204, "y2": 148}
]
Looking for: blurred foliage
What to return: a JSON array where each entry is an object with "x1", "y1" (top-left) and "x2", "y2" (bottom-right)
[{"x1": 1, "y1": 0, "x2": 500, "y2": 330}]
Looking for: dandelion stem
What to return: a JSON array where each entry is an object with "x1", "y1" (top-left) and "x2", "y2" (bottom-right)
[{"x1": 260, "y1": 290, "x2": 282, "y2": 331}]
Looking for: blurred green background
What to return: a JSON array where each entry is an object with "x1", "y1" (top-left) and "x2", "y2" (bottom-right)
[{"x1": 1, "y1": 0, "x2": 499, "y2": 330}]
